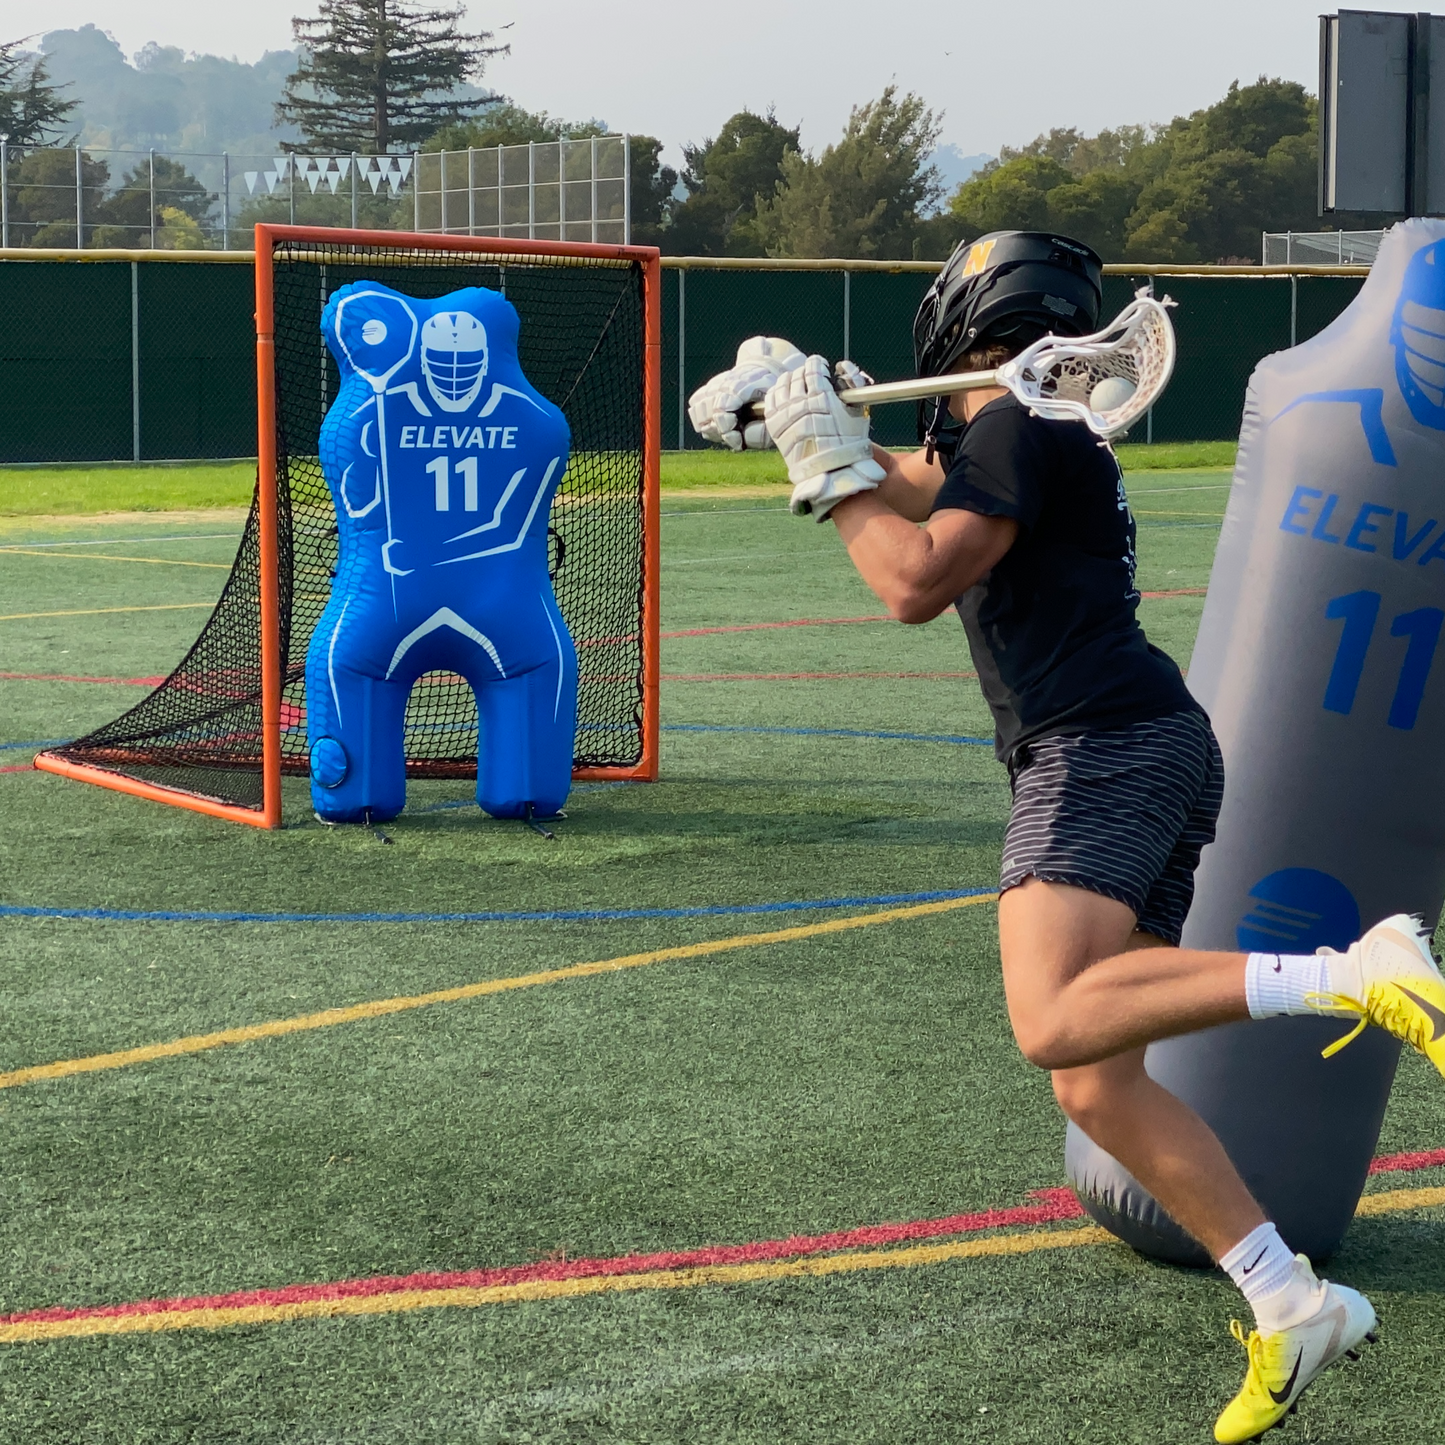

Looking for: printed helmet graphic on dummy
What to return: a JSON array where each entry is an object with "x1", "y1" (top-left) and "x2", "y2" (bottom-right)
[
  {"x1": 1392, "y1": 237, "x2": 1445, "y2": 431},
  {"x1": 422, "y1": 310, "x2": 490, "y2": 411},
  {"x1": 912, "y1": 230, "x2": 1104, "y2": 450}
]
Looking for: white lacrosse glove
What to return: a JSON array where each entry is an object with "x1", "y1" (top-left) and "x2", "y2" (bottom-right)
[
  {"x1": 764, "y1": 356, "x2": 886, "y2": 520},
  {"x1": 687, "y1": 335, "x2": 806, "y2": 451}
]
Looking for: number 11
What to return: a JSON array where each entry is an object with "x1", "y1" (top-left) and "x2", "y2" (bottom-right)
[
  {"x1": 1323, "y1": 590, "x2": 1444, "y2": 730},
  {"x1": 427, "y1": 456, "x2": 479, "y2": 512}
]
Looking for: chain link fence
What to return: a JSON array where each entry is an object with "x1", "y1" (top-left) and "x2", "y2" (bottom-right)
[
  {"x1": 0, "y1": 255, "x2": 1369, "y2": 464},
  {"x1": 1263, "y1": 231, "x2": 1384, "y2": 265},
  {"x1": 0, "y1": 140, "x2": 631, "y2": 251}
]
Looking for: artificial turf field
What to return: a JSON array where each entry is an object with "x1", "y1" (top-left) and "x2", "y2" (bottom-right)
[{"x1": 2, "y1": 455, "x2": 1445, "y2": 1443}]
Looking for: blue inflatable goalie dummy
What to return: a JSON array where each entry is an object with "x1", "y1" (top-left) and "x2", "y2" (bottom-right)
[
  {"x1": 1067, "y1": 219, "x2": 1445, "y2": 1265},
  {"x1": 305, "y1": 280, "x2": 576, "y2": 824}
]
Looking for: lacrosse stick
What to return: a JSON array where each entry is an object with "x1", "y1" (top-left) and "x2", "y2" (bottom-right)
[{"x1": 840, "y1": 290, "x2": 1176, "y2": 439}]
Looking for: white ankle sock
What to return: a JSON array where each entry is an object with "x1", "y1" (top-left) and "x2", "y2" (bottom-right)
[
  {"x1": 1219, "y1": 1223, "x2": 1311, "y2": 1331},
  {"x1": 1244, "y1": 952, "x2": 1353, "y2": 1017}
]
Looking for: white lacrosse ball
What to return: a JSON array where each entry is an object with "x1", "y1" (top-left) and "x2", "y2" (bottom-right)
[{"x1": 1090, "y1": 375, "x2": 1136, "y2": 414}]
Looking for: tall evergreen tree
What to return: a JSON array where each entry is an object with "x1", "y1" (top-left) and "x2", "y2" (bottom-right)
[
  {"x1": 278, "y1": 0, "x2": 506, "y2": 153},
  {"x1": 0, "y1": 38, "x2": 77, "y2": 148}
]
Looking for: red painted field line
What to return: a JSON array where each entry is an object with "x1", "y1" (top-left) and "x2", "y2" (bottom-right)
[
  {"x1": 1370, "y1": 1147, "x2": 1445, "y2": 1174},
  {"x1": 661, "y1": 615, "x2": 891, "y2": 639},
  {"x1": 0, "y1": 671, "x2": 163, "y2": 687},
  {"x1": 663, "y1": 671, "x2": 979, "y2": 682},
  {"x1": 7, "y1": 1146, "x2": 1445, "y2": 1331},
  {"x1": 0, "y1": 1189, "x2": 1086, "y2": 1328},
  {"x1": 0, "y1": 763, "x2": 34, "y2": 774}
]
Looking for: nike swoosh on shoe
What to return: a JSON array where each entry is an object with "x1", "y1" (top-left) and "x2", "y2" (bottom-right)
[
  {"x1": 1395, "y1": 984, "x2": 1445, "y2": 1043},
  {"x1": 1268, "y1": 1350, "x2": 1304, "y2": 1406}
]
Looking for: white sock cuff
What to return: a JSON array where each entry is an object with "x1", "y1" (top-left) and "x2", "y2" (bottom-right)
[
  {"x1": 1220, "y1": 1222, "x2": 1296, "y2": 1307},
  {"x1": 1244, "y1": 952, "x2": 1332, "y2": 1019}
]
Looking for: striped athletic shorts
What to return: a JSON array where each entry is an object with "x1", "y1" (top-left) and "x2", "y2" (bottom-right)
[{"x1": 999, "y1": 709, "x2": 1225, "y2": 945}]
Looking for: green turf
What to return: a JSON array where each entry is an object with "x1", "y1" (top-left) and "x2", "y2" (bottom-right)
[
  {"x1": 0, "y1": 443, "x2": 1235, "y2": 516},
  {"x1": 3, "y1": 485, "x2": 1443, "y2": 1444}
]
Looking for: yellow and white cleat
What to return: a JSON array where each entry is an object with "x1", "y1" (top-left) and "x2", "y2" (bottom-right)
[
  {"x1": 1214, "y1": 1259, "x2": 1377, "y2": 1443},
  {"x1": 1309, "y1": 913, "x2": 1445, "y2": 1075}
]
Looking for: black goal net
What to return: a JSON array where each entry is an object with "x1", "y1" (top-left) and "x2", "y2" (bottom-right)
[{"x1": 48, "y1": 236, "x2": 650, "y2": 812}]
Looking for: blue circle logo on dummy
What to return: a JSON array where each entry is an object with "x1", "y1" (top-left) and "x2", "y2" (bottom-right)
[
  {"x1": 1236, "y1": 869, "x2": 1361, "y2": 953},
  {"x1": 1392, "y1": 239, "x2": 1445, "y2": 431}
]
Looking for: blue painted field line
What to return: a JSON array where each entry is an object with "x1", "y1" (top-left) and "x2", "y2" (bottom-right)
[
  {"x1": 664, "y1": 723, "x2": 993, "y2": 747},
  {"x1": 0, "y1": 887, "x2": 995, "y2": 927},
  {"x1": 0, "y1": 738, "x2": 69, "y2": 752}
]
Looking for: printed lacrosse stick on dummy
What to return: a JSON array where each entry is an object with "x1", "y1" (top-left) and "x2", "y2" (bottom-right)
[
  {"x1": 1068, "y1": 219, "x2": 1445, "y2": 1265},
  {"x1": 306, "y1": 280, "x2": 576, "y2": 825}
]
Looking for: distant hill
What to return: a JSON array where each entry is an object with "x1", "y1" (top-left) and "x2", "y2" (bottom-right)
[
  {"x1": 38, "y1": 26, "x2": 301, "y2": 159},
  {"x1": 926, "y1": 144, "x2": 992, "y2": 209}
]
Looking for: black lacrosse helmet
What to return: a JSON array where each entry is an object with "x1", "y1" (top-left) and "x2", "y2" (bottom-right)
[{"x1": 913, "y1": 231, "x2": 1104, "y2": 452}]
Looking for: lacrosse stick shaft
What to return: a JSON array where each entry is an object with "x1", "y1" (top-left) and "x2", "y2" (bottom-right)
[{"x1": 835, "y1": 369, "x2": 1001, "y2": 407}]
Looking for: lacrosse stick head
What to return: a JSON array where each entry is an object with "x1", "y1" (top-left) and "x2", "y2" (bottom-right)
[{"x1": 997, "y1": 289, "x2": 1177, "y2": 439}]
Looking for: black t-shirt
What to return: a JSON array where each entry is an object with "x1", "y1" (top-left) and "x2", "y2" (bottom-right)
[{"x1": 929, "y1": 396, "x2": 1200, "y2": 762}]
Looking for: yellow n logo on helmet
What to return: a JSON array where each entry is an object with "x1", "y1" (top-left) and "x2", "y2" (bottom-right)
[{"x1": 960, "y1": 239, "x2": 998, "y2": 279}]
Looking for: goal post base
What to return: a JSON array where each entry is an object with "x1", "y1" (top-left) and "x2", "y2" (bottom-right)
[{"x1": 32, "y1": 753, "x2": 281, "y2": 829}]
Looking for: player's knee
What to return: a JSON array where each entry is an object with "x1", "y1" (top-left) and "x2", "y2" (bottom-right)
[
  {"x1": 1010, "y1": 1009, "x2": 1075, "y2": 1072},
  {"x1": 1050, "y1": 1067, "x2": 1111, "y2": 1129}
]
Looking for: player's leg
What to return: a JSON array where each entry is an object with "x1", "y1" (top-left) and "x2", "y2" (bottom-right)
[
  {"x1": 1000, "y1": 886, "x2": 1261, "y2": 1255},
  {"x1": 1009, "y1": 875, "x2": 1445, "y2": 1074},
  {"x1": 1002, "y1": 883, "x2": 1377, "y2": 1442}
]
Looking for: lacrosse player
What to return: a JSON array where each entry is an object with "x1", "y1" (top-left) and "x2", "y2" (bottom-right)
[{"x1": 692, "y1": 230, "x2": 1445, "y2": 1442}]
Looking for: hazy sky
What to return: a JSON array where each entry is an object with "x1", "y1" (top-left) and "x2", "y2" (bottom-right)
[{"x1": 16, "y1": 0, "x2": 1334, "y2": 160}]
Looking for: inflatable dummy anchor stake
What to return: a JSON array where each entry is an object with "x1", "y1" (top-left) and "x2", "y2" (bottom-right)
[
  {"x1": 1068, "y1": 219, "x2": 1445, "y2": 1265},
  {"x1": 522, "y1": 803, "x2": 565, "y2": 840},
  {"x1": 305, "y1": 280, "x2": 578, "y2": 828}
]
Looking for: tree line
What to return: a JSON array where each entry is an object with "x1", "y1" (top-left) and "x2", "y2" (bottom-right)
[{"x1": 0, "y1": 4, "x2": 1357, "y2": 260}]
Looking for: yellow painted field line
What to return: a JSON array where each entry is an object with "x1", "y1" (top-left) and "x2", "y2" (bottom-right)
[
  {"x1": 0, "y1": 603, "x2": 215, "y2": 622},
  {"x1": 0, "y1": 894, "x2": 998, "y2": 1092},
  {"x1": 1353, "y1": 1184, "x2": 1445, "y2": 1215},
  {"x1": 11, "y1": 1183, "x2": 1445, "y2": 1344},
  {"x1": 0, "y1": 547, "x2": 229, "y2": 570},
  {"x1": 0, "y1": 1227, "x2": 1112, "y2": 1342}
]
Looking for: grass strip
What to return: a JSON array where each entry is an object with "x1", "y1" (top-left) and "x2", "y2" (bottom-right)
[
  {"x1": 0, "y1": 602, "x2": 214, "y2": 623},
  {"x1": 0, "y1": 547, "x2": 230, "y2": 570},
  {"x1": 0, "y1": 894, "x2": 998, "y2": 1092},
  {"x1": 12, "y1": 1182, "x2": 1445, "y2": 1345},
  {"x1": 0, "y1": 444, "x2": 1236, "y2": 516}
]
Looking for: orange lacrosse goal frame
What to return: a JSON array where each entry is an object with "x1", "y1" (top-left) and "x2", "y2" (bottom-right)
[{"x1": 36, "y1": 225, "x2": 662, "y2": 828}]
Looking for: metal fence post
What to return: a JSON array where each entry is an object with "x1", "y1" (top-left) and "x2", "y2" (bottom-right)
[
  {"x1": 222, "y1": 152, "x2": 230, "y2": 249},
  {"x1": 529, "y1": 141, "x2": 536, "y2": 239},
  {"x1": 467, "y1": 147, "x2": 475, "y2": 235},
  {"x1": 289, "y1": 154, "x2": 296, "y2": 227},
  {"x1": 0, "y1": 136, "x2": 8, "y2": 248},
  {"x1": 440, "y1": 149, "x2": 448, "y2": 233},
  {"x1": 591, "y1": 135, "x2": 598, "y2": 243},
  {"x1": 623, "y1": 134, "x2": 631, "y2": 244},
  {"x1": 677, "y1": 267, "x2": 687, "y2": 450},
  {"x1": 1291, "y1": 274, "x2": 1299, "y2": 348},
  {"x1": 843, "y1": 269, "x2": 851, "y2": 360},
  {"x1": 558, "y1": 140, "x2": 566, "y2": 239},
  {"x1": 75, "y1": 145, "x2": 83, "y2": 248},
  {"x1": 131, "y1": 260, "x2": 141, "y2": 461},
  {"x1": 412, "y1": 152, "x2": 420, "y2": 231},
  {"x1": 150, "y1": 149, "x2": 158, "y2": 246},
  {"x1": 351, "y1": 152, "x2": 359, "y2": 229}
]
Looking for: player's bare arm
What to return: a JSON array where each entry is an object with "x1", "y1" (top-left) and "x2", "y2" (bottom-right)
[
  {"x1": 829, "y1": 491, "x2": 1016, "y2": 623},
  {"x1": 866, "y1": 438, "x2": 947, "y2": 521}
]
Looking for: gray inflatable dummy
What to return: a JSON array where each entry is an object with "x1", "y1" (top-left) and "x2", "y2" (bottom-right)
[{"x1": 1067, "y1": 219, "x2": 1445, "y2": 1266}]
